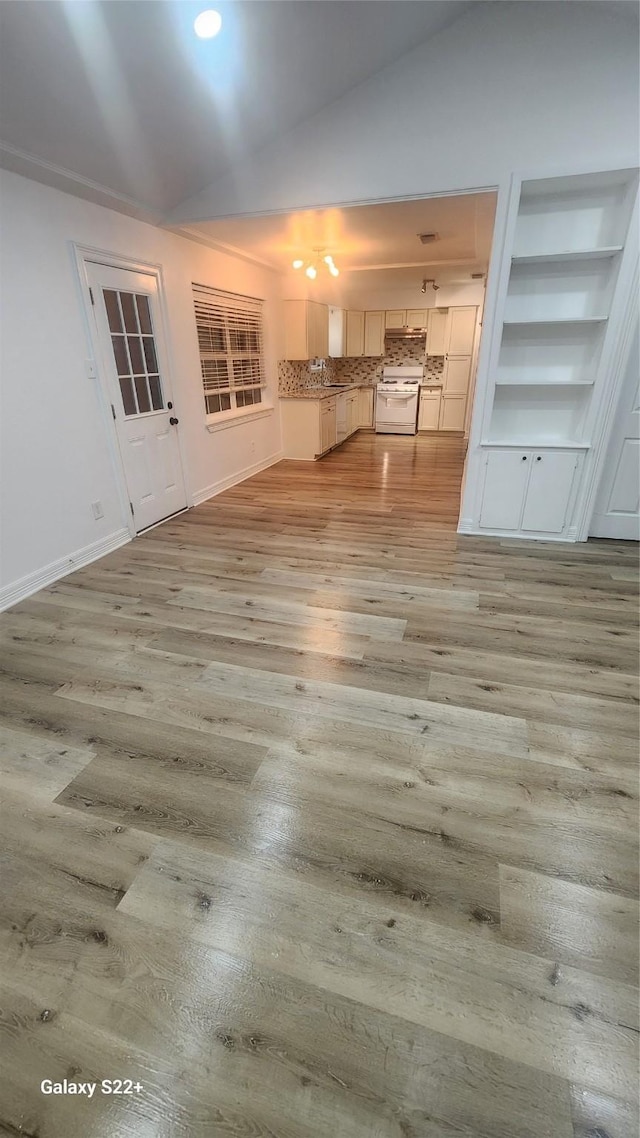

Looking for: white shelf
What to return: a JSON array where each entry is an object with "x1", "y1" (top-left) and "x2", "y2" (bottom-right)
[
  {"x1": 497, "y1": 320, "x2": 605, "y2": 386},
  {"x1": 503, "y1": 259, "x2": 617, "y2": 324},
  {"x1": 511, "y1": 246, "x2": 622, "y2": 265},
  {"x1": 489, "y1": 385, "x2": 590, "y2": 448},
  {"x1": 481, "y1": 440, "x2": 589, "y2": 450},
  {"x1": 495, "y1": 377, "x2": 594, "y2": 387},
  {"x1": 502, "y1": 317, "x2": 608, "y2": 326}
]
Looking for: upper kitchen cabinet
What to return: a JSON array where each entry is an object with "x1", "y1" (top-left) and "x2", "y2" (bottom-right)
[
  {"x1": 328, "y1": 306, "x2": 344, "y2": 357},
  {"x1": 345, "y1": 310, "x2": 365, "y2": 357},
  {"x1": 406, "y1": 309, "x2": 428, "y2": 329},
  {"x1": 446, "y1": 306, "x2": 477, "y2": 356},
  {"x1": 284, "y1": 299, "x2": 329, "y2": 360},
  {"x1": 364, "y1": 311, "x2": 385, "y2": 357},
  {"x1": 426, "y1": 308, "x2": 448, "y2": 355},
  {"x1": 385, "y1": 309, "x2": 428, "y2": 330}
]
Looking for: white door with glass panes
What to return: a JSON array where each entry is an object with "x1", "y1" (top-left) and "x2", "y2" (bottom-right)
[{"x1": 86, "y1": 262, "x2": 188, "y2": 533}]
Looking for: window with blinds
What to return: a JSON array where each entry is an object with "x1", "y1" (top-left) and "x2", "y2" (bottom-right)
[{"x1": 193, "y1": 285, "x2": 266, "y2": 416}]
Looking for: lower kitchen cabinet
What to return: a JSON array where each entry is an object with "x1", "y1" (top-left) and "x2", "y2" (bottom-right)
[
  {"x1": 320, "y1": 398, "x2": 337, "y2": 453},
  {"x1": 359, "y1": 386, "x2": 375, "y2": 428},
  {"x1": 281, "y1": 396, "x2": 337, "y2": 459},
  {"x1": 418, "y1": 389, "x2": 441, "y2": 430},
  {"x1": 439, "y1": 394, "x2": 466, "y2": 431},
  {"x1": 478, "y1": 448, "x2": 582, "y2": 535}
]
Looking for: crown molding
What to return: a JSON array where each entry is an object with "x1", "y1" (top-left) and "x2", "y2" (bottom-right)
[{"x1": 0, "y1": 140, "x2": 161, "y2": 223}]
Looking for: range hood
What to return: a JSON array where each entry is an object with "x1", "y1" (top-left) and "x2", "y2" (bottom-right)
[{"x1": 384, "y1": 327, "x2": 427, "y2": 340}]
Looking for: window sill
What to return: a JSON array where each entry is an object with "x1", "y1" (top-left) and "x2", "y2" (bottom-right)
[{"x1": 205, "y1": 405, "x2": 274, "y2": 433}]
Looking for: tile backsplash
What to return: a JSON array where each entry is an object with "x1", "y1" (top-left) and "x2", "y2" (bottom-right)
[{"x1": 278, "y1": 339, "x2": 443, "y2": 393}]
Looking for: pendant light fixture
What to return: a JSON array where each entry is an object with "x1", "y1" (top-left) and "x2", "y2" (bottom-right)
[{"x1": 292, "y1": 248, "x2": 340, "y2": 278}]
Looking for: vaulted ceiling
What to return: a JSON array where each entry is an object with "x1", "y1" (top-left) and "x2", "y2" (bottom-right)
[{"x1": 0, "y1": 0, "x2": 474, "y2": 219}]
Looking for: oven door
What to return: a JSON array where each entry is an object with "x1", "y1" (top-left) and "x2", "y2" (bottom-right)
[{"x1": 376, "y1": 391, "x2": 418, "y2": 426}]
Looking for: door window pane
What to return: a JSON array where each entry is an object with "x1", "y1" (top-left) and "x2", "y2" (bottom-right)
[
  {"x1": 148, "y1": 375, "x2": 164, "y2": 410},
  {"x1": 106, "y1": 288, "x2": 167, "y2": 416},
  {"x1": 104, "y1": 290, "x2": 122, "y2": 332},
  {"x1": 120, "y1": 292, "x2": 139, "y2": 333},
  {"x1": 119, "y1": 376, "x2": 137, "y2": 416},
  {"x1": 136, "y1": 294, "x2": 152, "y2": 334},
  {"x1": 134, "y1": 376, "x2": 151, "y2": 413},
  {"x1": 111, "y1": 335, "x2": 130, "y2": 376},
  {"x1": 127, "y1": 336, "x2": 145, "y2": 375},
  {"x1": 142, "y1": 337, "x2": 158, "y2": 373}
]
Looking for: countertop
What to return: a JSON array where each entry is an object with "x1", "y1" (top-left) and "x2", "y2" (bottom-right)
[
  {"x1": 278, "y1": 384, "x2": 365, "y2": 401},
  {"x1": 279, "y1": 381, "x2": 443, "y2": 401}
]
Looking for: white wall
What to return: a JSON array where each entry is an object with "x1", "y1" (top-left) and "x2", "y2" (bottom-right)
[
  {"x1": 169, "y1": 2, "x2": 639, "y2": 223},
  {"x1": 0, "y1": 169, "x2": 283, "y2": 605},
  {"x1": 344, "y1": 278, "x2": 486, "y2": 313}
]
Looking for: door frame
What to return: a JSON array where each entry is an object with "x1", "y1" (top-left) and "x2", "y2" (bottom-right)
[{"x1": 72, "y1": 243, "x2": 192, "y2": 536}]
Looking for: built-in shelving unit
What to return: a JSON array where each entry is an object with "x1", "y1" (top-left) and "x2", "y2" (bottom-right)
[
  {"x1": 460, "y1": 165, "x2": 638, "y2": 542},
  {"x1": 485, "y1": 168, "x2": 637, "y2": 450}
]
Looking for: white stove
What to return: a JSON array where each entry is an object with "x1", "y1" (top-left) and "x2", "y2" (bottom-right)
[{"x1": 375, "y1": 366, "x2": 422, "y2": 435}]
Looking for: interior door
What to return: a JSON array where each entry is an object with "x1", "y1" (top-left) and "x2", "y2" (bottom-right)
[
  {"x1": 86, "y1": 262, "x2": 188, "y2": 533},
  {"x1": 589, "y1": 322, "x2": 640, "y2": 540}
]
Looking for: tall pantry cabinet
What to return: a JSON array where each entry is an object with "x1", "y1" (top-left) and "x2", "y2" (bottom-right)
[{"x1": 460, "y1": 166, "x2": 639, "y2": 542}]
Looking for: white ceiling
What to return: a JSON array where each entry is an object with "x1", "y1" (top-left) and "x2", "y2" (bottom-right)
[
  {"x1": 0, "y1": 0, "x2": 474, "y2": 217},
  {"x1": 185, "y1": 192, "x2": 497, "y2": 291}
]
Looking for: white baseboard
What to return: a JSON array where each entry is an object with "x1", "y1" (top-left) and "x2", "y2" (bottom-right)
[
  {"x1": 192, "y1": 451, "x2": 283, "y2": 507},
  {"x1": 0, "y1": 528, "x2": 131, "y2": 612}
]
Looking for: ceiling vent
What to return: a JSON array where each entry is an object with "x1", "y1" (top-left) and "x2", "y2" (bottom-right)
[
  {"x1": 417, "y1": 232, "x2": 438, "y2": 244},
  {"x1": 471, "y1": 272, "x2": 485, "y2": 279}
]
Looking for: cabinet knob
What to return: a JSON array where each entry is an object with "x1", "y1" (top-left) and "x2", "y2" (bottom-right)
[
  {"x1": 521, "y1": 455, "x2": 527, "y2": 461},
  {"x1": 536, "y1": 455, "x2": 542, "y2": 461}
]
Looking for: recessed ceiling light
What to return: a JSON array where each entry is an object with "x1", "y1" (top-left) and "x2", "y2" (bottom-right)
[{"x1": 194, "y1": 10, "x2": 222, "y2": 38}]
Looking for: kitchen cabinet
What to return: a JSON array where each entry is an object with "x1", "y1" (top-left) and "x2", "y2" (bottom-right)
[
  {"x1": 406, "y1": 309, "x2": 428, "y2": 329},
  {"x1": 346, "y1": 389, "x2": 359, "y2": 435},
  {"x1": 358, "y1": 386, "x2": 375, "y2": 428},
  {"x1": 438, "y1": 395, "x2": 466, "y2": 431},
  {"x1": 364, "y1": 311, "x2": 385, "y2": 357},
  {"x1": 345, "y1": 310, "x2": 365, "y2": 357},
  {"x1": 442, "y1": 355, "x2": 473, "y2": 396},
  {"x1": 384, "y1": 308, "x2": 428, "y2": 330},
  {"x1": 281, "y1": 396, "x2": 337, "y2": 459},
  {"x1": 478, "y1": 448, "x2": 581, "y2": 534},
  {"x1": 385, "y1": 310, "x2": 405, "y2": 330},
  {"x1": 320, "y1": 398, "x2": 337, "y2": 454},
  {"x1": 418, "y1": 389, "x2": 441, "y2": 430},
  {"x1": 426, "y1": 308, "x2": 448, "y2": 356},
  {"x1": 284, "y1": 300, "x2": 329, "y2": 360},
  {"x1": 446, "y1": 306, "x2": 477, "y2": 355},
  {"x1": 328, "y1": 307, "x2": 344, "y2": 357}
]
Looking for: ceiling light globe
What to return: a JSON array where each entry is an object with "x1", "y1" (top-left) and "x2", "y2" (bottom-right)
[
  {"x1": 323, "y1": 255, "x2": 333, "y2": 265},
  {"x1": 194, "y1": 10, "x2": 222, "y2": 39},
  {"x1": 329, "y1": 265, "x2": 340, "y2": 277},
  {"x1": 305, "y1": 265, "x2": 317, "y2": 280},
  {"x1": 292, "y1": 259, "x2": 304, "y2": 269}
]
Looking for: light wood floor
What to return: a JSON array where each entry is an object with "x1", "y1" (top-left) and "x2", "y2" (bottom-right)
[{"x1": 1, "y1": 433, "x2": 638, "y2": 1138}]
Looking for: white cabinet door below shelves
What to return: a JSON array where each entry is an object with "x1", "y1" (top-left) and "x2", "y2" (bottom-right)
[
  {"x1": 427, "y1": 309, "x2": 448, "y2": 356},
  {"x1": 521, "y1": 451, "x2": 579, "y2": 533},
  {"x1": 479, "y1": 451, "x2": 530, "y2": 530}
]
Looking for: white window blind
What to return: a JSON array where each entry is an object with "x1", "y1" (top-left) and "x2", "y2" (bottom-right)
[{"x1": 193, "y1": 285, "x2": 266, "y2": 416}]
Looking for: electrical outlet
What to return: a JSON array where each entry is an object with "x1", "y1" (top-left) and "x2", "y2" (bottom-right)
[{"x1": 91, "y1": 500, "x2": 104, "y2": 520}]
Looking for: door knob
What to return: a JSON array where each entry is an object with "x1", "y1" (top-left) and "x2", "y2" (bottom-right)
[{"x1": 169, "y1": 416, "x2": 179, "y2": 425}]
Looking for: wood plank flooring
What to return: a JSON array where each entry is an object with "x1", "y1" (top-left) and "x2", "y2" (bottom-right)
[{"x1": 0, "y1": 433, "x2": 638, "y2": 1138}]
